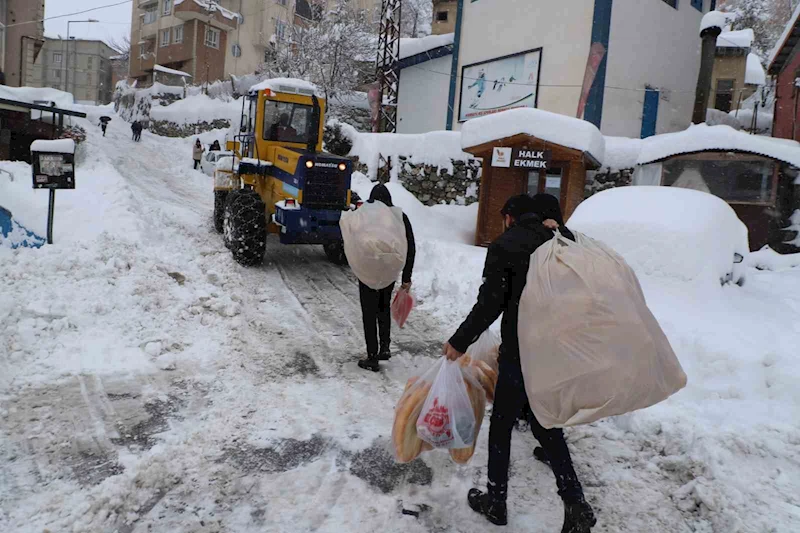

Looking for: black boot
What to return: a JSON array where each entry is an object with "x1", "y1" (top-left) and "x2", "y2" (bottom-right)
[
  {"x1": 357, "y1": 355, "x2": 380, "y2": 372},
  {"x1": 533, "y1": 446, "x2": 551, "y2": 466},
  {"x1": 562, "y1": 499, "x2": 596, "y2": 533},
  {"x1": 467, "y1": 489, "x2": 507, "y2": 526},
  {"x1": 377, "y1": 344, "x2": 391, "y2": 361}
]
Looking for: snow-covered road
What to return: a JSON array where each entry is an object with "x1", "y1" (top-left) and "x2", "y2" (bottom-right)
[{"x1": 2, "y1": 110, "x2": 800, "y2": 533}]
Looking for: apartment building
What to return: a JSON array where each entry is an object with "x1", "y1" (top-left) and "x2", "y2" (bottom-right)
[
  {"x1": 1, "y1": 0, "x2": 45, "y2": 87},
  {"x1": 431, "y1": 0, "x2": 456, "y2": 35},
  {"x1": 29, "y1": 38, "x2": 116, "y2": 104},
  {"x1": 129, "y1": 0, "x2": 241, "y2": 85}
]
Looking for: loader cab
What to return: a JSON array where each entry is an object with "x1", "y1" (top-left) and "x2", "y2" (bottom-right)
[{"x1": 247, "y1": 84, "x2": 325, "y2": 159}]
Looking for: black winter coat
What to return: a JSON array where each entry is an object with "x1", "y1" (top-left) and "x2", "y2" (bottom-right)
[{"x1": 448, "y1": 214, "x2": 574, "y2": 358}]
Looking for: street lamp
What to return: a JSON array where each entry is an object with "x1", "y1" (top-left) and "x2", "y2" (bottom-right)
[{"x1": 65, "y1": 19, "x2": 99, "y2": 98}]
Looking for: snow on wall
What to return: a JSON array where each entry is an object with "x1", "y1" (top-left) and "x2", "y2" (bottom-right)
[
  {"x1": 399, "y1": 33, "x2": 454, "y2": 60},
  {"x1": 569, "y1": 186, "x2": 749, "y2": 287},
  {"x1": 745, "y1": 53, "x2": 766, "y2": 86},
  {"x1": 460, "y1": 107, "x2": 605, "y2": 164},
  {"x1": 149, "y1": 94, "x2": 243, "y2": 125},
  {"x1": 397, "y1": 55, "x2": 450, "y2": 134},
  {"x1": 600, "y1": 136, "x2": 643, "y2": 172}
]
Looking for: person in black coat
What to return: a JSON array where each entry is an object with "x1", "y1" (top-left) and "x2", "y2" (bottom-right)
[
  {"x1": 357, "y1": 184, "x2": 415, "y2": 372},
  {"x1": 442, "y1": 194, "x2": 596, "y2": 532}
]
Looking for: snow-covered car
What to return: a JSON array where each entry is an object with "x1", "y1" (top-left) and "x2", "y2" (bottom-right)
[
  {"x1": 200, "y1": 150, "x2": 234, "y2": 177},
  {"x1": 568, "y1": 186, "x2": 749, "y2": 287}
]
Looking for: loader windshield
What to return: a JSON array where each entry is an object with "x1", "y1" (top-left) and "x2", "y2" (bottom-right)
[{"x1": 263, "y1": 100, "x2": 313, "y2": 144}]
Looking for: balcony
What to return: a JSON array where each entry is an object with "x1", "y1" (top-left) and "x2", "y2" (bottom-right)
[
  {"x1": 139, "y1": 21, "x2": 158, "y2": 39},
  {"x1": 173, "y1": 0, "x2": 239, "y2": 31},
  {"x1": 138, "y1": 0, "x2": 157, "y2": 7}
]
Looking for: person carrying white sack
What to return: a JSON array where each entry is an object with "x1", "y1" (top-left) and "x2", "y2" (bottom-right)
[
  {"x1": 442, "y1": 194, "x2": 595, "y2": 532},
  {"x1": 352, "y1": 184, "x2": 415, "y2": 372}
]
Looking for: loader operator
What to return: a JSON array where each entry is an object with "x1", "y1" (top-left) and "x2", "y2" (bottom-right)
[{"x1": 269, "y1": 113, "x2": 297, "y2": 142}]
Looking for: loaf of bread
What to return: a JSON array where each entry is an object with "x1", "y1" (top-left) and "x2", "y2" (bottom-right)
[
  {"x1": 448, "y1": 380, "x2": 487, "y2": 464},
  {"x1": 392, "y1": 377, "x2": 432, "y2": 463}
]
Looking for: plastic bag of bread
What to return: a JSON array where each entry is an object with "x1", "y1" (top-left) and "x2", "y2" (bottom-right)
[
  {"x1": 448, "y1": 373, "x2": 487, "y2": 464},
  {"x1": 392, "y1": 371, "x2": 435, "y2": 463},
  {"x1": 416, "y1": 359, "x2": 479, "y2": 449},
  {"x1": 466, "y1": 330, "x2": 500, "y2": 374}
]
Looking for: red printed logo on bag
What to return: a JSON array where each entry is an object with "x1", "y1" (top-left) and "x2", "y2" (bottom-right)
[{"x1": 421, "y1": 397, "x2": 453, "y2": 444}]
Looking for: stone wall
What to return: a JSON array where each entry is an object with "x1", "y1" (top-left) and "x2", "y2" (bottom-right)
[
  {"x1": 394, "y1": 157, "x2": 482, "y2": 206},
  {"x1": 150, "y1": 119, "x2": 232, "y2": 138},
  {"x1": 585, "y1": 168, "x2": 634, "y2": 199}
]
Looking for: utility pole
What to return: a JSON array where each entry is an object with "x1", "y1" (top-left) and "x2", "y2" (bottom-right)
[{"x1": 375, "y1": 0, "x2": 401, "y2": 133}]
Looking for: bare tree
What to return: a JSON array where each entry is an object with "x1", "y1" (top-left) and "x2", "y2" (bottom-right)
[
  {"x1": 106, "y1": 34, "x2": 131, "y2": 61},
  {"x1": 721, "y1": 0, "x2": 800, "y2": 59},
  {"x1": 261, "y1": 1, "x2": 377, "y2": 101},
  {"x1": 401, "y1": 0, "x2": 432, "y2": 38}
]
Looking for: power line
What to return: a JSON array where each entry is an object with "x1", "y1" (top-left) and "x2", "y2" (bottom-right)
[{"x1": 4, "y1": 0, "x2": 133, "y2": 29}]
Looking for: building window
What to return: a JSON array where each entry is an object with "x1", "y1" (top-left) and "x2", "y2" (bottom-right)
[
  {"x1": 54, "y1": 69, "x2": 61, "y2": 79},
  {"x1": 163, "y1": 0, "x2": 172, "y2": 16},
  {"x1": 160, "y1": 28, "x2": 171, "y2": 47},
  {"x1": 437, "y1": 11, "x2": 448, "y2": 22},
  {"x1": 87, "y1": 56, "x2": 93, "y2": 69},
  {"x1": 275, "y1": 20, "x2": 287, "y2": 41},
  {"x1": 714, "y1": 79, "x2": 735, "y2": 112},
  {"x1": 174, "y1": 24, "x2": 184, "y2": 43},
  {"x1": 691, "y1": 0, "x2": 703, "y2": 10},
  {"x1": 143, "y1": 7, "x2": 158, "y2": 24},
  {"x1": 276, "y1": 0, "x2": 287, "y2": 5},
  {"x1": 53, "y1": 52, "x2": 62, "y2": 63},
  {"x1": 232, "y1": 43, "x2": 242, "y2": 57},
  {"x1": 140, "y1": 43, "x2": 148, "y2": 57},
  {"x1": 87, "y1": 73, "x2": 93, "y2": 86},
  {"x1": 662, "y1": 158, "x2": 777, "y2": 204},
  {"x1": 661, "y1": 0, "x2": 678, "y2": 8},
  {"x1": 205, "y1": 27, "x2": 220, "y2": 49}
]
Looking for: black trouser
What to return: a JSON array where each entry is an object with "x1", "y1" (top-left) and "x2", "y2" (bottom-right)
[
  {"x1": 358, "y1": 281, "x2": 394, "y2": 357},
  {"x1": 193, "y1": 159, "x2": 200, "y2": 169},
  {"x1": 101, "y1": 125, "x2": 107, "y2": 136},
  {"x1": 487, "y1": 352, "x2": 584, "y2": 504}
]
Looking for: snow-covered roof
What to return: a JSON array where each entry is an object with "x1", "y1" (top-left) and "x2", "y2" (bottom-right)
[
  {"x1": 174, "y1": 0, "x2": 240, "y2": 22},
  {"x1": 745, "y1": 53, "x2": 766, "y2": 86},
  {"x1": 0, "y1": 86, "x2": 75, "y2": 109},
  {"x1": 154, "y1": 64, "x2": 192, "y2": 78},
  {"x1": 717, "y1": 29, "x2": 754, "y2": 49},
  {"x1": 399, "y1": 33, "x2": 454, "y2": 61},
  {"x1": 600, "y1": 137, "x2": 643, "y2": 172},
  {"x1": 30, "y1": 139, "x2": 75, "y2": 154},
  {"x1": 249, "y1": 78, "x2": 319, "y2": 97},
  {"x1": 637, "y1": 124, "x2": 800, "y2": 168},
  {"x1": 768, "y1": 3, "x2": 800, "y2": 71},
  {"x1": 461, "y1": 107, "x2": 605, "y2": 166},
  {"x1": 700, "y1": 11, "x2": 728, "y2": 34}
]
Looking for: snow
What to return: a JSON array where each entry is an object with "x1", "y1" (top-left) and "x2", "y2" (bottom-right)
[
  {"x1": 729, "y1": 106, "x2": 773, "y2": 133},
  {"x1": 149, "y1": 94, "x2": 243, "y2": 125},
  {"x1": 747, "y1": 247, "x2": 800, "y2": 270},
  {"x1": 238, "y1": 157, "x2": 273, "y2": 167},
  {"x1": 460, "y1": 107, "x2": 606, "y2": 166},
  {"x1": 174, "y1": 0, "x2": 240, "y2": 21},
  {"x1": 30, "y1": 139, "x2": 75, "y2": 154},
  {"x1": 700, "y1": 10, "x2": 727, "y2": 33},
  {"x1": 716, "y1": 29, "x2": 754, "y2": 49},
  {"x1": 249, "y1": 77, "x2": 318, "y2": 96},
  {"x1": 637, "y1": 123, "x2": 800, "y2": 168},
  {"x1": 341, "y1": 123, "x2": 474, "y2": 181},
  {"x1": 745, "y1": 53, "x2": 766, "y2": 86},
  {"x1": 154, "y1": 64, "x2": 192, "y2": 78},
  {"x1": 599, "y1": 136, "x2": 643, "y2": 171},
  {"x1": 0, "y1": 85, "x2": 75, "y2": 109},
  {"x1": 3, "y1": 105, "x2": 800, "y2": 533},
  {"x1": 568, "y1": 187, "x2": 749, "y2": 287},
  {"x1": 399, "y1": 33, "x2": 454, "y2": 60},
  {"x1": 768, "y1": 2, "x2": 800, "y2": 70}
]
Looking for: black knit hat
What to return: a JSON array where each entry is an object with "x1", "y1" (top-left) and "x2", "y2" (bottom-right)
[
  {"x1": 529, "y1": 193, "x2": 565, "y2": 226},
  {"x1": 500, "y1": 194, "x2": 538, "y2": 220}
]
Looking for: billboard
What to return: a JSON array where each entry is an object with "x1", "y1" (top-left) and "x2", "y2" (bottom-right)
[{"x1": 458, "y1": 48, "x2": 542, "y2": 122}]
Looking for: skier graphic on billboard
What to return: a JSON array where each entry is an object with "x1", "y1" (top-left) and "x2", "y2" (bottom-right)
[{"x1": 460, "y1": 49, "x2": 541, "y2": 121}]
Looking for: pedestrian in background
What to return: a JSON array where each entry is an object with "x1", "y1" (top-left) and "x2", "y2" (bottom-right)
[{"x1": 192, "y1": 139, "x2": 204, "y2": 170}]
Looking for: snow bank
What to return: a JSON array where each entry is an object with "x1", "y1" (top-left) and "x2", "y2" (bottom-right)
[
  {"x1": 747, "y1": 246, "x2": 800, "y2": 270},
  {"x1": 729, "y1": 106, "x2": 773, "y2": 133},
  {"x1": 249, "y1": 77, "x2": 318, "y2": 96},
  {"x1": 700, "y1": 11, "x2": 727, "y2": 33},
  {"x1": 568, "y1": 187, "x2": 749, "y2": 286},
  {"x1": 745, "y1": 53, "x2": 766, "y2": 86},
  {"x1": 345, "y1": 127, "x2": 474, "y2": 180},
  {"x1": 637, "y1": 123, "x2": 800, "y2": 168},
  {"x1": 30, "y1": 139, "x2": 75, "y2": 154},
  {"x1": 716, "y1": 28, "x2": 754, "y2": 48},
  {"x1": 399, "y1": 33, "x2": 454, "y2": 60},
  {"x1": 150, "y1": 94, "x2": 243, "y2": 125},
  {"x1": 461, "y1": 108, "x2": 605, "y2": 165},
  {"x1": 0, "y1": 162, "x2": 43, "y2": 234}
]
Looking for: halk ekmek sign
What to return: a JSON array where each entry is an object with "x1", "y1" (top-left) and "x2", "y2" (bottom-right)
[{"x1": 492, "y1": 147, "x2": 552, "y2": 169}]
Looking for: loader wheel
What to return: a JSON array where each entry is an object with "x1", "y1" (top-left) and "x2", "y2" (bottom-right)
[
  {"x1": 223, "y1": 189, "x2": 267, "y2": 266},
  {"x1": 213, "y1": 190, "x2": 228, "y2": 234},
  {"x1": 324, "y1": 240, "x2": 348, "y2": 266}
]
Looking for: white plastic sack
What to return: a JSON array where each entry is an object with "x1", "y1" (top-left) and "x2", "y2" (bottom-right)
[
  {"x1": 518, "y1": 231, "x2": 687, "y2": 429},
  {"x1": 416, "y1": 359, "x2": 477, "y2": 449},
  {"x1": 340, "y1": 201, "x2": 408, "y2": 290},
  {"x1": 466, "y1": 329, "x2": 500, "y2": 374}
]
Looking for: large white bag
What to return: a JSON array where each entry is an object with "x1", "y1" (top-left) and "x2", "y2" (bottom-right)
[
  {"x1": 518, "y1": 230, "x2": 687, "y2": 429},
  {"x1": 340, "y1": 201, "x2": 408, "y2": 290}
]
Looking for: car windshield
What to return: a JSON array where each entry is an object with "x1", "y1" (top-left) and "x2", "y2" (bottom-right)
[{"x1": 263, "y1": 100, "x2": 313, "y2": 144}]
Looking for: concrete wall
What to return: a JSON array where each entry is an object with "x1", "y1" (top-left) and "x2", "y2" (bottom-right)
[
  {"x1": 432, "y1": 0, "x2": 457, "y2": 35},
  {"x1": 452, "y1": 0, "x2": 595, "y2": 131},
  {"x1": 4, "y1": 0, "x2": 44, "y2": 87},
  {"x1": 224, "y1": 0, "x2": 292, "y2": 78},
  {"x1": 31, "y1": 39, "x2": 115, "y2": 104},
  {"x1": 603, "y1": 0, "x2": 706, "y2": 137},
  {"x1": 397, "y1": 55, "x2": 451, "y2": 133}
]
